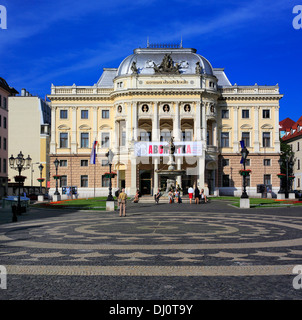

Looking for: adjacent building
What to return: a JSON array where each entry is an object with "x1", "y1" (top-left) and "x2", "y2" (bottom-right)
[
  {"x1": 48, "y1": 44, "x2": 282, "y2": 198},
  {"x1": 281, "y1": 116, "x2": 302, "y2": 191},
  {"x1": 8, "y1": 89, "x2": 51, "y2": 192},
  {"x1": 0, "y1": 77, "x2": 18, "y2": 198}
]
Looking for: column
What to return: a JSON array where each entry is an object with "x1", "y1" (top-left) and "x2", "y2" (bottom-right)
[
  {"x1": 152, "y1": 102, "x2": 159, "y2": 141},
  {"x1": 173, "y1": 102, "x2": 181, "y2": 141},
  {"x1": 115, "y1": 120, "x2": 119, "y2": 150},
  {"x1": 196, "y1": 102, "x2": 202, "y2": 141},
  {"x1": 71, "y1": 107, "x2": 77, "y2": 153},
  {"x1": 92, "y1": 107, "x2": 98, "y2": 142},
  {"x1": 50, "y1": 106, "x2": 56, "y2": 154},
  {"x1": 132, "y1": 102, "x2": 138, "y2": 141},
  {"x1": 213, "y1": 121, "x2": 217, "y2": 146},
  {"x1": 130, "y1": 157, "x2": 137, "y2": 195},
  {"x1": 274, "y1": 106, "x2": 280, "y2": 153},
  {"x1": 201, "y1": 102, "x2": 206, "y2": 141},
  {"x1": 153, "y1": 158, "x2": 159, "y2": 194},
  {"x1": 254, "y1": 106, "x2": 260, "y2": 152},
  {"x1": 233, "y1": 106, "x2": 239, "y2": 153}
]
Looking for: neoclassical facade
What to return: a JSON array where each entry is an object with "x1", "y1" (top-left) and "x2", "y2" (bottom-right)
[{"x1": 48, "y1": 45, "x2": 282, "y2": 198}]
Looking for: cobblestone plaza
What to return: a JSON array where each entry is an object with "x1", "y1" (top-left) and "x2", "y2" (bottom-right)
[{"x1": 0, "y1": 201, "x2": 302, "y2": 300}]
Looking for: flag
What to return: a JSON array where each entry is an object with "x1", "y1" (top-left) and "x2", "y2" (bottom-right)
[
  {"x1": 240, "y1": 140, "x2": 245, "y2": 164},
  {"x1": 90, "y1": 140, "x2": 98, "y2": 164}
]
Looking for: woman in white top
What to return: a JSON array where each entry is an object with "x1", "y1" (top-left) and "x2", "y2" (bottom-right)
[{"x1": 188, "y1": 186, "x2": 194, "y2": 204}]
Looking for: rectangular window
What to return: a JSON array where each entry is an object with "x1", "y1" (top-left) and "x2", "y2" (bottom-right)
[
  {"x1": 182, "y1": 131, "x2": 192, "y2": 141},
  {"x1": 221, "y1": 109, "x2": 229, "y2": 119},
  {"x1": 102, "y1": 176, "x2": 110, "y2": 187},
  {"x1": 81, "y1": 110, "x2": 89, "y2": 119},
  {"x1": 3, "y1": 158, "x2": 6, "y2": 174},
  {"x1": 262, "y1": 132, "x2": 271, "y2": 147},
  {"x1": 60, "y1": 175, "x2": 67, "y2": 187},
  {"x1": 263, "y1": 109, "x2": 270, "y2": 119},
  {"x1": 101, "y1": 132, "x2": 110, "y2": 148},
  {"x1": 0, "y1": 95, "x2": 1, "y2": 107},
  {"x1": 121, "y1": 131, "x2": 126, "y2": 146},
  {"x1": 102, "y1": 110, "x2": 109, "y2": 119},
  {"x1": 59, "y1": 160, "x2": 67, "y2": 167},
  {"x1": 140, "y1": 132, "x2": 151, "y2": 141},
  {"x1": 263, "y1": 159, "x2": 271, "y2": 166},
  {"x1": 242, "y1": 109, "x2": 249, "y2": 118},
  {"x1": 3, "y1": 117, "x2": 6, "y2": 129},
  {"x1": 81, "y1": 133, "x2": 89, "y2": 148},
  {"x1": 222, "y1": 159, "x2": 229, "y2": 167},
  {"x1": 264, "y1": 174, "x2": 271, "y2": 185},
  {"x1": 81, "y1": 175, "x2": 88, "y2": 187},
  {"x1": 81, "y1": 160, "x2": 89, "y2": 167},
  {"x1": 3, "y1": 97, "x2": 7, "y2": 109},
  {"x1": 242, "y1": 132, "x2": 250, "y2": 147},
  {"x1": 298, "y1": 178, "x2": 301, "y2": 188},
  {"x1": 0, "y1": 158, "x2": 2, "y2": 173},
  {"x1": 222, "y1": 174, "x2": 230, "y2": 187},
  {"x1": 221, "y1": 132, "x2": 229, "y2": 147},
  {"x1": 60, "y1": 133, "x2": 68, "y2": 148},
  {"x1": 298, "y1": 159, "x2": 301, "y2": 171},
  {"x1": 3, "y1": 137, "x2": 6, "y2": 150},
  {"x1": 297, "y1": 142, "x2": 300, "y2": 152},
  {"x1": 60, "y1": 110, "x2": 68, "y2": 119},
  {"x1": 160, "y1": 131, "x2": 171, "y2": 142}
]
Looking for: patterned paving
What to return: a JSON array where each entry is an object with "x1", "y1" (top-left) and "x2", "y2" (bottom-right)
[{"x1": 1, "y1": 211, "x2": 302, "y2": 277}]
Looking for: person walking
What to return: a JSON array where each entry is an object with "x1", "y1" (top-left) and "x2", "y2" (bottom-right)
[
  {"x1": 194, "y1": 186, "x2": 200, "y2": 204},
  {"x1": 118, "y1": 188, "x2": 127, "y2": 216},
  {"x1": 188, "y1": 186, "x2": 194, "y2": 204}
]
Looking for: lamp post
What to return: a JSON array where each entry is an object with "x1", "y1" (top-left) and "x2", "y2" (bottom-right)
[
  {"x1": 53, "y1": 158, "x2": 60, "y2": 195},
  {"x1": 105, "y1": 150, "x2": 114, "y2": 201},
  {"x1": 278, "y1": 153, "x2": 295, "y2": 198},
  {"x1": 9, "y1": 151, "x2": 32, "y2": 222},
  {"x1": 38, "y1": 163, "x2": 44, "y2": 195},
  {"x1": 240, "y1": 146, "x2": 249, "y2": 199}
]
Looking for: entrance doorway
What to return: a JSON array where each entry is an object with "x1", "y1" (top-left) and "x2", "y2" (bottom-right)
[{"x1": 139, "y1": 170, "x2": 152, "y2": 195}]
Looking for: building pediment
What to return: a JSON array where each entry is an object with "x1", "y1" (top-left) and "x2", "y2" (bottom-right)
[{"x1": 58, "y1": 124, "x2": 70, "y2": 130}]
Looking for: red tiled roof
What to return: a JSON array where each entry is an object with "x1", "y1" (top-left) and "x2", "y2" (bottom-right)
[
  {"x1": 279, "y1": 117, "x2": 295, "y2": 131},
  {"x1": 282, "y1": 116, "x2": 302, "y2": 141}
]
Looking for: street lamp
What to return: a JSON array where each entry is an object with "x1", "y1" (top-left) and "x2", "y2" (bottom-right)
[
  {"x1": 278, "y1": 153, "x2": 295, "y2": 198},
  {"x1": 9, "y1": 151, "x2": 32, "y2": 222},
  {"x1": 240, "y1": 146, "x2": 249, "y2": 199},
  {"x1": 38, "y1": 163, "x2": 44, "y2": 195},
  {"x1": 53, "y1": 158, "x2": 60, "y2": 195},
  {"x1": 105, "y1": 150, "x2": 114, "y2": 201}
]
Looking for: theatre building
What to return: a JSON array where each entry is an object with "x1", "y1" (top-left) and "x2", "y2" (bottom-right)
[{"x1": 48, "y1": 44, "x2": 282, "y2": 198}]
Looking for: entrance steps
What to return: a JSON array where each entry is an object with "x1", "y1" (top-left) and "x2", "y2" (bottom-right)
[{"x1": 137, "y1": 195, "x2": 191, "y2": 203}]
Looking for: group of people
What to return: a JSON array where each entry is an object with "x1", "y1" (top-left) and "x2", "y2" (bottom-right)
[
  {"x1": 114, "y1": 185, "x2": 208, "y2": 216},
  {"x1": 188, "y1": 186, "x2": 207, "y2": 204}
]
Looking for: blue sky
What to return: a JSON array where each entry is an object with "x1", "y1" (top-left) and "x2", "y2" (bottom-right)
[{"x1": 0, "y1": 0, "x2": 301, "y2": 122}]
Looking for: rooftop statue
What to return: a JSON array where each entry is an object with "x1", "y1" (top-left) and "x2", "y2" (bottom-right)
[{"x1": 153, "y1": 54, "x2": 180, "y2": 74}]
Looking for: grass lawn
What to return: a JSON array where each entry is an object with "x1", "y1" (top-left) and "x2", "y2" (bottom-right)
[
  {"x1": 213, "y1": 196, "x2": 302, "y2": 208},
  {"x1": 36, "y1": 197, "x2": 115, "y2": 210}
]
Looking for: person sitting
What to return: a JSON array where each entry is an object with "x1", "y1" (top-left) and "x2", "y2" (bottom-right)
[
  {"x1": 154, "y1": 189, "x2": 161, "y2": 204},
  {"x1": 133, "y1": 189, "x2": 140, "y2": 203},
  {"x1": 168, "y1": 190, "x2": 174, "y2": 204},
  {"x1": 200, "y1": 189, "x2": 207, "y2": 203}
]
